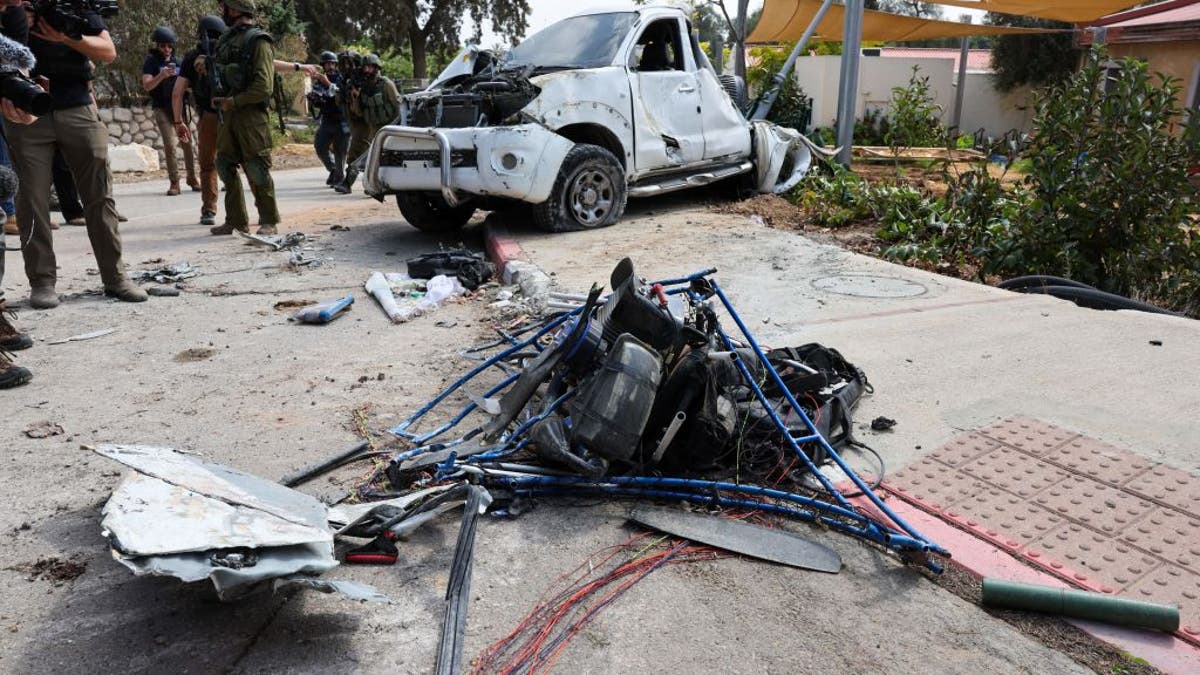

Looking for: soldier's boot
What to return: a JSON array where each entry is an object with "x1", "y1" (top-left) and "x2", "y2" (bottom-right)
[
  {"x1": 104, "y1": 279, "x2": 149, "y2": 303},
  {"x1": 333, "y1": 169, "x2": 358, "y2": 194},
  {"x1": 29, "y1": 285, "x2": 59, "y2": 310},
  {"x1": 210, "y1": 222, "x2": 250, "y2": 236},
  {"x1": 0, "y1": 349, "x2": 32, "y2": 389},
  {"x1": 0, "y1": 303, "x2": 33, "y2": 351}
]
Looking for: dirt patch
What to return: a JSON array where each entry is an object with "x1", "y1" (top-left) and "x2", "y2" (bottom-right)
[
  {"x1": 174, "y1": 347, "x2": 217, "y2": 362},
  {"x1": 716, "y1": 194, "x2": 809, "y2": 230},
  {"x1": 935, "y1": 563, "x2": 1161, "y2": 675},
  {"x1": 13, "y1": 556, "x2": 87, "y2": 582},
  {"x1": 273, "y1": 299, "x2": 316, "y2": 312}
]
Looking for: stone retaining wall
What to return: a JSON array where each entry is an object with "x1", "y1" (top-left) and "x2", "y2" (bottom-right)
[{"x1": 97, "y1": 106, "x2": 194, "y2": 169}]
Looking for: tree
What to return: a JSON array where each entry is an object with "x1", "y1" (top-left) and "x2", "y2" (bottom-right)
[
  {"x1": 874, "y1": 1, "x2": 942, "y2": 19},
  {"x1": 329, "y1": 1, "x2": 530, "y2": 79},
  {"x1": 97, "y1": 0, "x2": 309, "y2": 105},
  {"x1": 986, "y1": 13, "x2": 1077, "y2": 92}
]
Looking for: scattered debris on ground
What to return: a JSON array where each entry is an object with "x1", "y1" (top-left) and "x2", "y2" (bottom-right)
[
  {"x1": 22, "y1": 421, "x2": 64, "y2": 439},
  {"x1": 132, "y1": 262, "x2": 199, "y2": 284},
  {"x1": 238, "y1": 231, "x2": 309, "y2": 252},
  {"x1": 48, "y1": 328, "x2": 117, "y2": 345},
  {"x1": 290, "y1": 296, "x2": 354, "y2": 324}
]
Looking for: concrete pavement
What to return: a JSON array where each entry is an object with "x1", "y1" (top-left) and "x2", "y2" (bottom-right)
[{"x1": 0, "y1": 176, "x2": 1187, "y2": 673}]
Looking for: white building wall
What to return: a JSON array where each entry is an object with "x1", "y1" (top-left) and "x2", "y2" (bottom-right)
[{"x1": 792, "y1": 54, "x2": 1035, "y2": 140}]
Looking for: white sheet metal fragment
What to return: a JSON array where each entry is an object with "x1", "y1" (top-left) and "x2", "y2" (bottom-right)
[
  {"x1": 93, "y1": 444, "x2": 329, "y2": 530},
  {"x1": 102, "y1": 472, "x2": 331, "y2": 557},
  {"x1": 113, "y1": 541, "x2": 340, "y2": 600},
  {"x1": 272, "y1": 576, "x2": 390, "y2": 602}
]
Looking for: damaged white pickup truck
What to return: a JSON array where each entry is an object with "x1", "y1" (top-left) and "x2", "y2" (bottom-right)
[{"x1": 362, "y1": 5, "x2": 819, "y2": 233}]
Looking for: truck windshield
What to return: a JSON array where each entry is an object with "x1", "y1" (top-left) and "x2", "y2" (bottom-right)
[{"x1": 505, "y1": 12, "x2": 637, "y2": 70}]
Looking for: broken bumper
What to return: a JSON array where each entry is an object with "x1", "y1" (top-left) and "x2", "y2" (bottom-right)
[{"x1": 363, "y1": 124, "x2": 574, "y2": 206}]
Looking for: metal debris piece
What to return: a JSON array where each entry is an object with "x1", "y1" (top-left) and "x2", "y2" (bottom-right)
[
  {"x1": 629, "y1": 507, "x2": 842, "y2": 574},
  {"x1": 147, "y1": 286, "x2": 181, "y2": 297},
  {"x1": 237, "y1": 230, "x2": 308, "y2": 251},
  {"x1": 435, "y1": 485, "x2": 491, "y2": 675},
  {"x1": 132, "y1": 262, "x2": 199, "y2": 284},
  {"x1": 48, "y1": 328, "x2": 116, "y2": 345},
  {"x1": 92, "y1": 444, "x2": 380, "y2": 601},
  {"x1": 288, "y1": 251, "x2": 324, "y2": 268}
]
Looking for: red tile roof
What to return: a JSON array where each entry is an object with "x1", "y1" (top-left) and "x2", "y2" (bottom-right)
[{"x1": 878, "y1": 48, "x2": 993, "y2": 73}]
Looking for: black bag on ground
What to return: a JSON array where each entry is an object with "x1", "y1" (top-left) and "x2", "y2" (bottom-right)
[{"x1": 406, "y1": 249, "x2": 495, "y2": 290}]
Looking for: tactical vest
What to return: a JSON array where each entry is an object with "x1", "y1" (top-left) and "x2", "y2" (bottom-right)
[
  {"x1": 214, "y1": 25, "x2": 273, "y2": 98},
  {"x1": 362, "y1": 76, "x2": 398, "y2": 129}
]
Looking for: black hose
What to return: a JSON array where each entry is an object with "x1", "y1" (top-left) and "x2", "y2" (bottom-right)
[
  {"x1": 998, "y1": 275, "x2": 1097, "y2": 292},
  {"x1": 1018, "y1": 285, "x2": 1182, "y2": 317}
]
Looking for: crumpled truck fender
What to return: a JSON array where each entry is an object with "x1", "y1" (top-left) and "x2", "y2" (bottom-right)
[
  {"x1": 752, "y1": 120, "x2": 833, "y2": 195},
  {"x1": 524, "y1": 68, "x2": 635, "y2": 168},
  {"x1": 364, "y1": 124, "x2": 574, "y2": 204}
]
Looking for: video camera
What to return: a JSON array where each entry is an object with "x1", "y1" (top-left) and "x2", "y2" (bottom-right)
[
  {"x1": 0, "y1": 33, "x2": 52, "y2": 115},
  {"x1": 30, "y1": 0, "x2": 120, "y2": 41}
]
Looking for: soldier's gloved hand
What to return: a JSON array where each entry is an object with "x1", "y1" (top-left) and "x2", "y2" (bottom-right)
[{"x1": 213, "y1": 97, "x2": 236, "y2": 113}]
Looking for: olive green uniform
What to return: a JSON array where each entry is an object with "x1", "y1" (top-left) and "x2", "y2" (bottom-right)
[
  {"x1": 214, "y1": 24, "x2": 279, "y2": 228},
  {"x1": 339, "y1": 72, "x2": 398, "y2": 188}
]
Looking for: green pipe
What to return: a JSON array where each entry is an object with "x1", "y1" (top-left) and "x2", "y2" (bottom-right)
[{"x1": 981, "y1": 579, "x2": 1180, "y2": 632}]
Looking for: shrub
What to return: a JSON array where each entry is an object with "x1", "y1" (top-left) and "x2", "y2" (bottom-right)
[
  {"x1": 1004, "y1": 49, "x2": 1200, "y2": 308},
  {"x1": 885, "y1": 66, "x2": 945, "y2": 156},
  {"x1": 747, "y1": 45, "x2": 814, "y2": 130}
]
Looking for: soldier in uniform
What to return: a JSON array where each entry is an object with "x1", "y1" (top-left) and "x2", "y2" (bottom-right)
[
  {"x1": 209, "y1": 0, "x2": 281, "y2": 236},
  {"x1": 334, "y1": 53, "x2": 398, "y2": 194}
]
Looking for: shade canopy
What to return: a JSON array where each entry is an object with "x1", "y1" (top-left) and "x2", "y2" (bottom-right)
[
  {"x1": 924, "y1": 0, "x2": 1144, "y2": 24},
  {"x1": 748, "y1": 0, "x2": 1062, "y2": 43}
]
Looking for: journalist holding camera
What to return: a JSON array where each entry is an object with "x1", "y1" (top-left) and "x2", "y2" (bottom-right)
[
  {"x1": 143, "y1": 24, "x2": 198, "y2": 197},
  {"x1": 1, "y1": 0, "x2": 146, "y2": 311},
  {"x1": 308, "y1": 50, "x2": 348, "y2": 188}
]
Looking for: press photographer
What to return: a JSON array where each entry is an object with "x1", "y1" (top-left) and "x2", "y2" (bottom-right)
[
  {"x1": 308, "y1": 50, "x2": 348, "y2": 187},
  {"x1": 3, "y1": 0, "x2": 146, "y2": 309}
]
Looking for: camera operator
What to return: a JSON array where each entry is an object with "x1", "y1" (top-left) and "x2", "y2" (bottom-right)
[
  {"x1": 173, "y1": 15, "x2": 226, "y2": 227},
  {"x1": 309, "y1": 50, "x2": 347, "y2": 187},
  {"x1": 333, "y1": 53, "x2": 396, "y2": 195},
  {"x1": 1, "y1": 0, "x2": 39, "y2": 388},
  {"x1": 3, "y1": 0, "x2": 146, "y2": 308},
  {"x1": 143, "y1": 25, "x2": 198, "y2": 196}
]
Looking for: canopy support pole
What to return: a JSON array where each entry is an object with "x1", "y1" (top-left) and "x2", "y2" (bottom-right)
[
  {"x1": 751, "y1": 0, "x2": 836, "y2": 121},
  {"x1": 835, "y1": 0, "x2": 865, "y2": 166},
  {"x1": 951, "y1": 16, "x2": 972, "y2": 131}
]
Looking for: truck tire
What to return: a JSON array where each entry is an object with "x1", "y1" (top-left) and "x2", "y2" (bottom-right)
[
  {"x1": 719, "y1": 74, "x2": 748, "y2": 111},
  {"x1": 533, "y1": 144, "x2": 627, "y2": 233},
  {"x1": 396, "y1": 192, "x2": 475, "y2": 232}
]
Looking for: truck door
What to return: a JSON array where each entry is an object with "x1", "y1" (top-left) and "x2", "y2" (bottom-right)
[
  {"x1": 689, "y1": 30, "x2": 753, "y2": 161},
  {"x1": 627, "y1": 16, "x2": 705, "y2": 172}
]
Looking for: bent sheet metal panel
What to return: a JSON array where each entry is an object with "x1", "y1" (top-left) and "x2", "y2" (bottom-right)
[
  {"x1": 102, "y1": 472, "x2": 331, "y2": 557},
  {"x1": 94, "y1": 444, "x2": 329, "y2": 530}
]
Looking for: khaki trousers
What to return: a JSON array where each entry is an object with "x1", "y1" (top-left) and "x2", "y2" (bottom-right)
[
  {"x1": 197, "y1": 111, "x2": 219, "y2": 215},
  {"x1": 4, "y1": 105, "x2": 126, "y2": 288},
  {"x1": 153, "y1": 107, "x2": 197, "y2": 186}
]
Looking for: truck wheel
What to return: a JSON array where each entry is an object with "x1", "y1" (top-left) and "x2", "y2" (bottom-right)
[
  {"x1": 396, "y1": 192, "x2": 475, "y2": 232},
  {"x1": 533, "y1": 144, "x2": 627, "y2": 233}
]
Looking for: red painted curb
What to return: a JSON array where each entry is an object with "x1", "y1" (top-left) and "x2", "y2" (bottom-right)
[
  {"x1": 855, "y1": 490, "x2": 1200, "y2": 674},
  {"x1": 483, "y1": 223, "x2": 529, "y2": 278}
]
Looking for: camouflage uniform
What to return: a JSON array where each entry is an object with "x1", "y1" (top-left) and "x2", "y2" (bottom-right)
[
  {"x1": 212, "y1": 18, "x2": 279, "y2": 232},
  {"x1": 336, "y1": 54, "x2": 398, "y2": 192}
]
